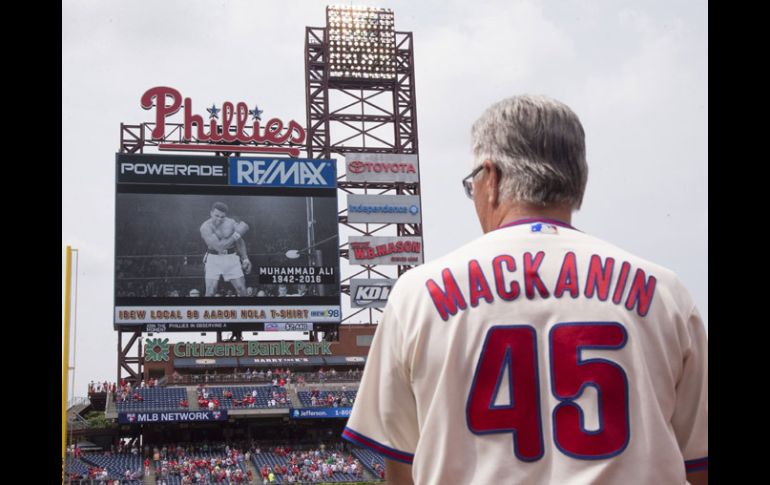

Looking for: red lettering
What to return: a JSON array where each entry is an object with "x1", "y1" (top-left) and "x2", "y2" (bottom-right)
[
  {"x1": 585, "y1": 255, "x2": 614, "y2": 301},
  {"x1": 208, "y1": 118, "x2": 223, "y2": 142},
  {"x1": 493, "y1": 255, "x2": 520, "y2": 301},
  {"x1": 235, "y1": 103, "x2": 250, "y2": 142},
  {"x1": 554, "y1": 252, "x2": 579, "y2": 298},
  {"x1": 612, "y1": 262, "x2": 631, "y2": 305},
  {"x1": 141, "y1": 86, "x2": 306, "y2": 147},
  {"x1": 141, "y1": 86, "x2": 182, "y2": 139},
  {"x1": 426, "y1": 269, "x2": 467, "y2": 321},
  {"x1": 221, "y1": 102, "x2": 237, "y2": 142},
  {"x1": 625, "y1": 269, "x2": 656, "y2": 316},
  {"x1": 524, "y1": 251, "x2": 550, "y2": 299},
  {"x1": 468, "y1": 260, "x2": 493, "y2": 307},
  {"x1": 184, "y1": 99, "x2": 205, "y2": 140}
]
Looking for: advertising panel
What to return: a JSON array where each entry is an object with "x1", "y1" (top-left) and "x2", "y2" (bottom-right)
[
  {"x1": 348, "y1": 236, "x2": 423, "y2": 265},
  {"x1": 347, "y1": 194, "x2": 422, "y2": 223},
  {"x1": 289, "y1": 408, "x2": 352, "y2": 419},
  {"x1": 115, "y1": 153, "x2": 341, "y2": 331},
  {"x1": 350, "y1": 279, "x2": 396, "y2": 308},
  {"x1": 118, "y1": 410, "x2": 228, "y2": 424},
  {"x1": 344, "y1": 153, "x2": 419, "y2": 182}
]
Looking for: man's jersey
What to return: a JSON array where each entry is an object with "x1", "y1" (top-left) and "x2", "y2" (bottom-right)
[{"x1": 343, "y1": 218, "x2": 707, "y2": 485}]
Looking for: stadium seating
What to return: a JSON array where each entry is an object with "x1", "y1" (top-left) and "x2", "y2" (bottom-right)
[
  {"x1": 80, "y1": 453, "x2": 143, "y2": 482},
  {"x1": 296, "y1": 390, "x2": 357, "y2": 407},
  {"x1": 250, "y1": 451, "x2": 362, "y2": 483},
  {"x1": 115, "y1": 387, "x2": 187, "y2": 412},
  {"x1": 64, "y1": 457, "x2": 91, "y2": 477},
  {"x1": 352, "y1": 447, "x2": 386, "y2": 477},
  {"x1": 152, "y1": 448, "x2": 249, "y2": 484},
  {"x1": 207, "y1": 386, "x2": 291, "y2": 409}
]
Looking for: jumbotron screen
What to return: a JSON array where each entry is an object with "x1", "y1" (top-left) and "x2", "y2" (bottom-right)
[{"x1": 114, "y1": 153, "x2": 341, "y2": 332}]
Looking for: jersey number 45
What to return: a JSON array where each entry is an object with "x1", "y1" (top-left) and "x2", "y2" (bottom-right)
[{"x1": 466, "y1": 322, "x2": 629, "y2": 462}]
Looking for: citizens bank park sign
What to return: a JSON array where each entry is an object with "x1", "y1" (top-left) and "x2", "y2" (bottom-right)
[{"x1": 140, "y1": 86, "x2": 305, "y2": 156}]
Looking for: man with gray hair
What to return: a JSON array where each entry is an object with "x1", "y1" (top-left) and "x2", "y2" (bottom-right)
[{"x1": 343, "y1": 95, "x2": 708, "y2": 485}]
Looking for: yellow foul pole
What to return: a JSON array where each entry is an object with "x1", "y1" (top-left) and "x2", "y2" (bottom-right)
[{"x1": 62, "y1": 245, "x2": 73, "y2": 485}]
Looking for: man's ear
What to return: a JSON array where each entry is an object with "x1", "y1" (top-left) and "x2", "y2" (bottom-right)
[{"x1": 484, "y1": 160, "x2": 499, "y2": 207}]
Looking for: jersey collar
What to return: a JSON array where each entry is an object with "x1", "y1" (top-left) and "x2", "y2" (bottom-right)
[{"x1": 495, "y1": 217, "x2": 578, "y2": 231}]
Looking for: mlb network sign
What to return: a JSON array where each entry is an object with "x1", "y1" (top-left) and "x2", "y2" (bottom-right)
[
  {"x1": 230, "y1": 158, "x2": 336, "y2": 188},
  {"x1": 350, "y1": 279, "x2": 396, "y2": 308},
  {"x1": 118, "y1": 410, "x2": 228, "y2": 424}
]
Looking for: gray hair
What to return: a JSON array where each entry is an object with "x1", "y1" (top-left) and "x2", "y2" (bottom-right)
[{"x1": 471, "y1": 95, "x2": 588, "y2": 209}]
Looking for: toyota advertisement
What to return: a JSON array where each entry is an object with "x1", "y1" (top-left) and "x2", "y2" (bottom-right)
[{"x1": 344, "y1": 153, "x2": 419, "y2": 183}]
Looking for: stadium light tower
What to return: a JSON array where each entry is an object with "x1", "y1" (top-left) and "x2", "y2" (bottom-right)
[
  {"x1": 327, "y1": 6, "x2": 397, "y2": 80},
  {"x1": 305, "y1": 5, "x2": 422, "y2": 328}
]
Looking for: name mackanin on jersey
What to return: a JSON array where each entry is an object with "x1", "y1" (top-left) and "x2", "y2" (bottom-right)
[
  {"x1": 258, "y1": 267, "x2": 334, "y2": 275},
  {"x1": 426, "y1": 252, "x2": 658, "y2": 320}
]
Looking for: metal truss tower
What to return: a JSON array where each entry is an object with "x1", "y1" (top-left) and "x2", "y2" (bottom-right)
[{"x1": 304, "y1": 6, "x2": 422, "y2": 327}]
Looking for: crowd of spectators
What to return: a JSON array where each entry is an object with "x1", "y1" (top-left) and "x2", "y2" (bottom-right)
[
  {"x1": 64, "y1": 447, "x2": 143, "y2": 484},
  {"x1": 254, "y1": 446, "x2": 364, "y2": 483},
  {"x1": 67, "y1": 439, "x2": 384, "y2": 484},
  {"x1": 305, "y1": 388, "x2": 355, "y2": 408},
  {"x1": 146, "y1": 441, "x2": 369, "y2": 484},
  {"x1": 150, "y1": 443, "x2": 251, "y2": 484},
  {"x1": 113, "y1": 377, "x2": 159, "y2": 403},
  {"x1": 171, "y1": 368, "x2": 362, "y2": 386}
]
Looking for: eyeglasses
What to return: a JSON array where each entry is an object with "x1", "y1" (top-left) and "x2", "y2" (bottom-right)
[{"x1": 461, "y1": 165, "x2": 486, "y2": 199}]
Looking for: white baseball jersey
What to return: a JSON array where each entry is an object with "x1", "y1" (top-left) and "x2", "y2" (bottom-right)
[{"x1": 343, "y1": 218, "x2": 707, "y2": 485}]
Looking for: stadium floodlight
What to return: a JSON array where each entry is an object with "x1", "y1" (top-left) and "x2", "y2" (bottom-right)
[{"x1": 326, "y1": 4, "x2": 396, "y2": 80}]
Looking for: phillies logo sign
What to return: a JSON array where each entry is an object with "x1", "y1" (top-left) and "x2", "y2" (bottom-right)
[{"x1": 141, "y1": 86, "x2": 306, "y2": 157}]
